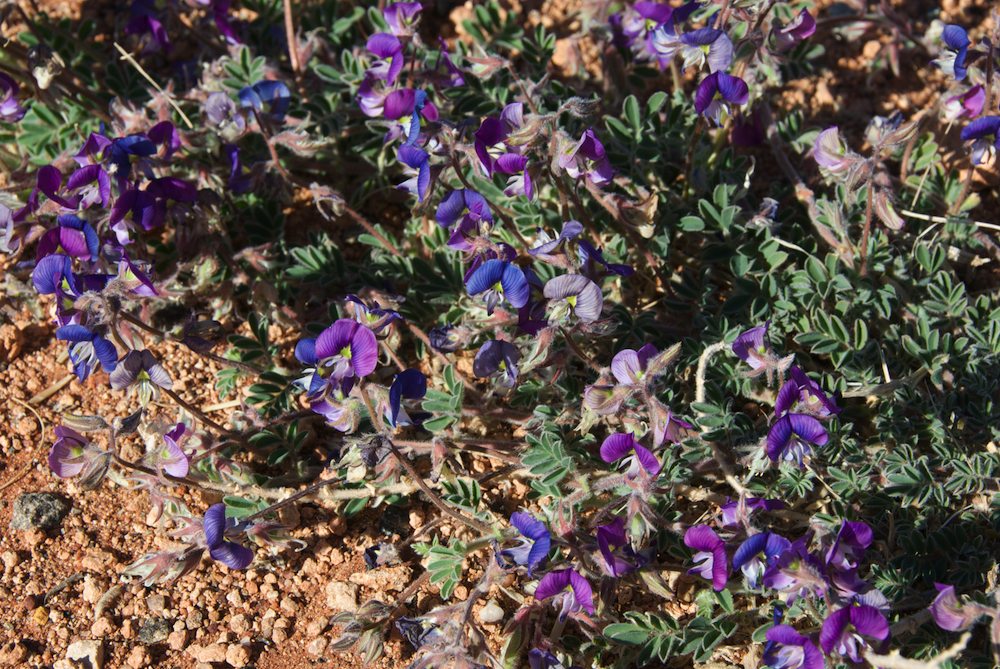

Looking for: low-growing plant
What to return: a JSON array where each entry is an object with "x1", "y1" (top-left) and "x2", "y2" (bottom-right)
[{"x1": 2, "y1": 0, "x2": 1000, "y2": 667}]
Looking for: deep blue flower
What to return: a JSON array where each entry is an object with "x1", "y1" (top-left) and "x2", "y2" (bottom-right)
[
  {"x1": 500, "y1": 512, "x2": 551, "y2": 576},
  {"x1": 397, "y1": 145, "x2": 430, "y2": 202},
  {"x1": 473, "y1": 340, "x2": 521, "y2": 387},
  {"x1": 435, "y1": 189, "x2": 494, "y2": 251},
  {"x1": 960, "y1": 115, "x2": 1000, "y2": 165},
  {"x1": 695, "y1": 71, "x2": 749, "y2": 125},
  {"x1": 733, "y1": 532, "x2": 791, "y2": 589},
  {"x1": 387, "y1": 369, "x2": 427, "y2": 427},
  {"x1": 679, "y1": 27, "x2": 733, "y2": 73},
  {"x1": 203, "y1": 503, "x2": 254, "y2": 570},
  {"x1": 383, "y1": 88, "x2": 438, "y2": 145},
  {"x1": 36, "y1": 214, "x2": 100, "y2": 262},
  {"x1": 238, "y1": 80, "x2": 291, "y2": 123},
  {"x1": 466, "y1": 259, "x2": 529, "y2": 313},
  {"x1": 766, "y1": 413, "x2": 829, "y2": 467},
  {"x1": 56, "y1": 324, "x2": 118, "y2": 381},
  {"x1": 934, "y1": 24, "x2": 970, "y2": 80}
]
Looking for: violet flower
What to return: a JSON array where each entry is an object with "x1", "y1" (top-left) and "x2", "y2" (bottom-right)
[
  {"x1": 597, "y1": 517, "x2": 645, "y2": 577},
  {"x1": 943, "y1": 85, "x2": 985, "y2": 122},
  {"x1": 694, "y1": 71, "x2": 749, "y2": 126},
  {"x1": 0, "y1": 71, "x2": 27, "y2": 123},
  {"x1": 474, "y1": 104, "x2": 533, "y2": 198},
  {"x1": 732, "y1": 321, "x2": 794, "y2": 382},
  {"x1": 383, "y1": 2, "x2": 422, "y2": 37},
  {"x1": 684, "y1": 525, "x2": 728, "y2": 591},
  {"x1": 32, "y1": 253, "x2": 74, "y2": 295},
  {"x1": 733, "y1": 532, "x2": 791, "y2": 589},
  {"x1": 56, "y1": 324, "x2": 118, "y2": 381},
  {"x1": 387, "y1": 369, "x2": 426, "y2": 427},
  {"x1": 929, "y1": 583, "x2": 988, "y2": 632},
  {"x1": 500, "y1": 512, "x2": 551, "y2": 576},
  {"x1": 600, "y1": 432, "x2": 660, "y2": 477},
  {"x1": 397, "y1": 144, "x2": 430, "y2": 202},
  {"x1": 466, "y1": 259, "x2": 529, "y2": 313},
  {"x1": 763, "y1": 537, "x2": 828, "y2": 604},
  {"x1": 48, "y1": 426, "x2": 112, "y2": 486},
  {"x1": 824, "y1": 521, "x2": 872, "y2": 572},
  {"x1": 66, "y1": 163, "x2": 112, "y2": 209},
  {"x1": 543, "y1": 274, "x2": 603, "y2": 323},
  {"x1": 110, "y1": 350, "x2": 173, "y2": 406},
  {"x1": 238, "y1": 80, "x2": 291, "y2": 123},
  {"x1": 534, "y1": 568, "x2": 595, "y2": 618},
  {"x1": 126, "y1": 1, "x2": 171, "y2": 53},
  {"x1": 819, "y1": 604, "x2": 889, "y2": 663},
  {"x1": 203, "y1": 503, "x2": 254, "y2": 570},
  {"x1": 36, "y1": 214, "x2": 100, "y2": 262},
  {"x1": 294, "y1": 319, "x2": 379, "y2": 396},
  {"x1": 773, "y1": 10, "x2": 816, "y2": 51},
  {"x1": 557, "y1": 129, "x2": 613, "y2": 186},
  {"x1": 762, "y1": 626, "x2": 823, "y2": 669},
  {"x1": 766, "y1": 413, "x2": 829, "y2": 467},
  {"x1": 204, "y1": 92, "x2": 247, "y2": 140},
  {"x1": 435, "y1": 188, "x2": 493, "y2": 251},
  {"x1": 365, "y1": 33, "x2": 404, "y2": 84},
  {"x1": 649, "y1": 400, "x2": 693, "y2": 446},
  {"x1": 933, "y1": 24, "x2": 970, "y2": 81},
  {"x1": 383, "y1": 88, "x2": 438, "y2": 145},
  {"x1": 775, "y1": 368, "x2": 840, "y2": 418},
  {"x1": 812, "y1": 126, "x2": 861, "y2": 174},
  {"x1": 720, "y1": 496, "x2": 786, "y2": 529},
  {"x1": 960, "y1": 116, "x2": 1000, "y2": 165},
  {"x1": 345, "y1": 295, "x2": 403, "y2": 334},
  {"x1": 679, "y1": 28, "x2": 733, "y2": 73},
  {"x1": 611, "y1": 344, "x2": 658, "y2": 386},
  {"x1": 151, "y1": 423, "x2": 190, "y2": 478},
  {"x1": 578, "y1": 241, "x2": 634, "y2": 278},
  {"x1": 530, "y1": 220, "x2": 583, "y2": 264},
  {"x1": 473, "y1": 340, "x2": 521, "y2": 387}
]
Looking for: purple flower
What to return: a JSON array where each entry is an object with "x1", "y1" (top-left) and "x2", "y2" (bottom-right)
[
  {"x1": 110, "y1": 350, "x2": 173, "y2": 405},
  {"x1": 203, "y1": 504, "x2": 254, "y2": 570},
  {"x1": 611, "y1": 344, "x2": 658, "y2": 386},
  {"x1": 943, "y1": 85, "x2": 986, "y2": 122},
  {"x1": 929, "y1": 583, "x2": 988, "y2": 632},
  {"x1": 773, "y1": 10, "x2": 816, "y2": 51},
  {"x1": 812, "y1": 126, "x2": 859, "y2": 173},
  {"x1": 466, "y1": 259, "x2": 529, "y2": 313},
  {"x1": 125, "y1": 5, "x2": 171, "y2": 53},
  {"x1": 345, "y1": 295, "x2": 403, "y2": 334},
  {"x1": 684, "y1": 525, "x2": 728, "y2": 591},
  {"x1": 933, "y1": 24, "x2": 970, "y2": 81},
  {"x1": 543, "y1": 274, "x2": 603, "y2": 323},
  {"x1": 387, "y1": 369, "x2": 426, "y2": 427},
  {"x1": 720, "y1": 496, "x2": 786, "y2": 528},
  {"x1": 358, "y1": 77, "x2": 390, "y2": 118},
  {"x1": 733, "y1": 532, "x2": 791, "y2": 589},
  {"x1": 0, "y1": 71, "x2": 26, "y2": 123},
  {"x1": 56, "y1": 324, "x2": 118, "y2": 381},
  {"x1": 209, "y1": 0, "x2": 240, "y2": 44},
  {"x1": 762, "y1": 537, "x2": 828, "y2": 604},
  {"x1": 238, "y1": 80, "x2": 291, "y2": 123},
  {"x1": 397, "y1": 145, "x2": 430, "y2": 202},
  {"x1": 578, "y1": 241, "x2": 634, "y2": 278},
  {"x1": 117, "y1": 254, "x2": 158, "y2": 297},
  {"x1": 732, "y1": 321, "x2": 794, "y2": 382},
  {"x1": 383, "y1": 88, "x2": 438, "y2": 145},
  {"x1": 694, "y1": 71, "x2": 749, "y2": 126},
  {"x1": 435, "y1": 189, "x2": 493, "y2": 250},
  {"x1": 36, "y1": 214, "x2": 100, "y2": 262},
  {"x1": 32, "y1": 253, "x2": 74, "y2": 295},
  {"x1": 597, "y1": 517, "x2": 645, "y2": 577},
  {"x1": 649, "y1": 399, "x2": 693, "y2": 446},
  {"x1": 600, "y1": 432, "x2": 660, "y2": 477},
  {"x1": 534, "y1": 568, "x2": 595, "y2": 618},
  {"x1": 824, "y1": 521, "x2": 872, "y2": 572},
  {"x1": 557, "y1": 129, "x2": 613, "y2": 186},
  {"x1": 766, "y1": 413, "x2": 829, "y2": 467},
  {"x1": 960, "y1": 116, "x2": 1000, "y2": 165},
  {"x1": 775, "y1": 368, "x2": 840, "y2": 418},
  {"x1": 474, "y1": 105, "x2": 533, "y2": 199},
  {"x1": 473, "y1": 340, "x2": 521, "y2": 387},
  {"x1": 365, "y1": 33, "x2": 404, "y2": 84},
  {"x1": 530, "y1": 220, "x2": 584, "y2": 263},
  {"x1": 295, "y1": 319, "x2": 379, "y2": 395},
  {"x1": 762, "y1": 625, "x2": 823, "y2": 669},
  {"x1": 383, "y1": 2, "x2": 422, "y2": 36},
  {"x1": 679, "y1": 28, "x2": 734, "y2": 73},
  {"x1": 204, "y1": 92, "x2": 247, "y2": 139},
  {"x1": 819, "y1": 604, "x2": 889, "y2": 663},
  {"x1": 67, "y1": 164, "x2": 112, "y2": 209},
  {"x1": 153, "y1": 423, "x2": 190, "y2": 478},
  {"x1": 48, "y1": 426, "x2": 111, "y2": 486},
  {"x1": 501, "y1": 512, "x2": 551, "y2": 576}
]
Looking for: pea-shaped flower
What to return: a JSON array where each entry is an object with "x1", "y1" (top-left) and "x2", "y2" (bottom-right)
[
  {"x1": 819, "y1": 604, "x2": 889, "y2": 663},
  {"x1": 534, "y1": 568, "x2": 595, "y2": 618},
  {"x1": 110, "y1": 350, "x2": 173, "y2": 407},
  {"x1": 543, "y1": 274, "x2": 603, "y2": 323},
  {"x1": 202, "y1": 503, "x2": 254, "y2": 570},
  {"x1": 694, "y1": 71, "x2": 748, "y2": 126},
  {"x1": 466, "y1": 259, "x2": 529, "y2": 314},
  {"x1": 295, "y1": 319, "x2": 379, "y2": 396}
]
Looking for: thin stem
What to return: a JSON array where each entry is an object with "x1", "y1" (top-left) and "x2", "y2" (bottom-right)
[
  {"x1": 112, "y1": 42, "x2": 193, "y2": 128},
  {"x1": 858, "y1": 178, "x2": 875, "y2": 274},
  {"x1": 282, "y1": 0, "x2": 302, "y2": 74},
  {"x1": 162, "y1": 387, "x2": 234, "y2": 436},
  {"x1": 560, "y1": 327, "x2": 603, "y2": 373},
  {"x1": 386, "y1": 439, "x2": 494, "y2": 535}
]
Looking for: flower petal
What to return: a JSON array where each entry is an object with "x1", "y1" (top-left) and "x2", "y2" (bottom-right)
[{"x1": 599, "y1": 432, "x2": 636, "y2": 463}]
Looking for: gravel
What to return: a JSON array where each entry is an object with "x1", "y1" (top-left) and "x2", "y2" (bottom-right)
[{"x1": 10, "y1": 492, "x2": 70, "y2": 531}]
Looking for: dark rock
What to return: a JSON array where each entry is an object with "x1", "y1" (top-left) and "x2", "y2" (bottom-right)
[
  {"x1": 10, "y1": 493, "x2": 69, "y2": 531},
  {"x1": 138, "y1": 617, "x2": 171, "y2": 645}
]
